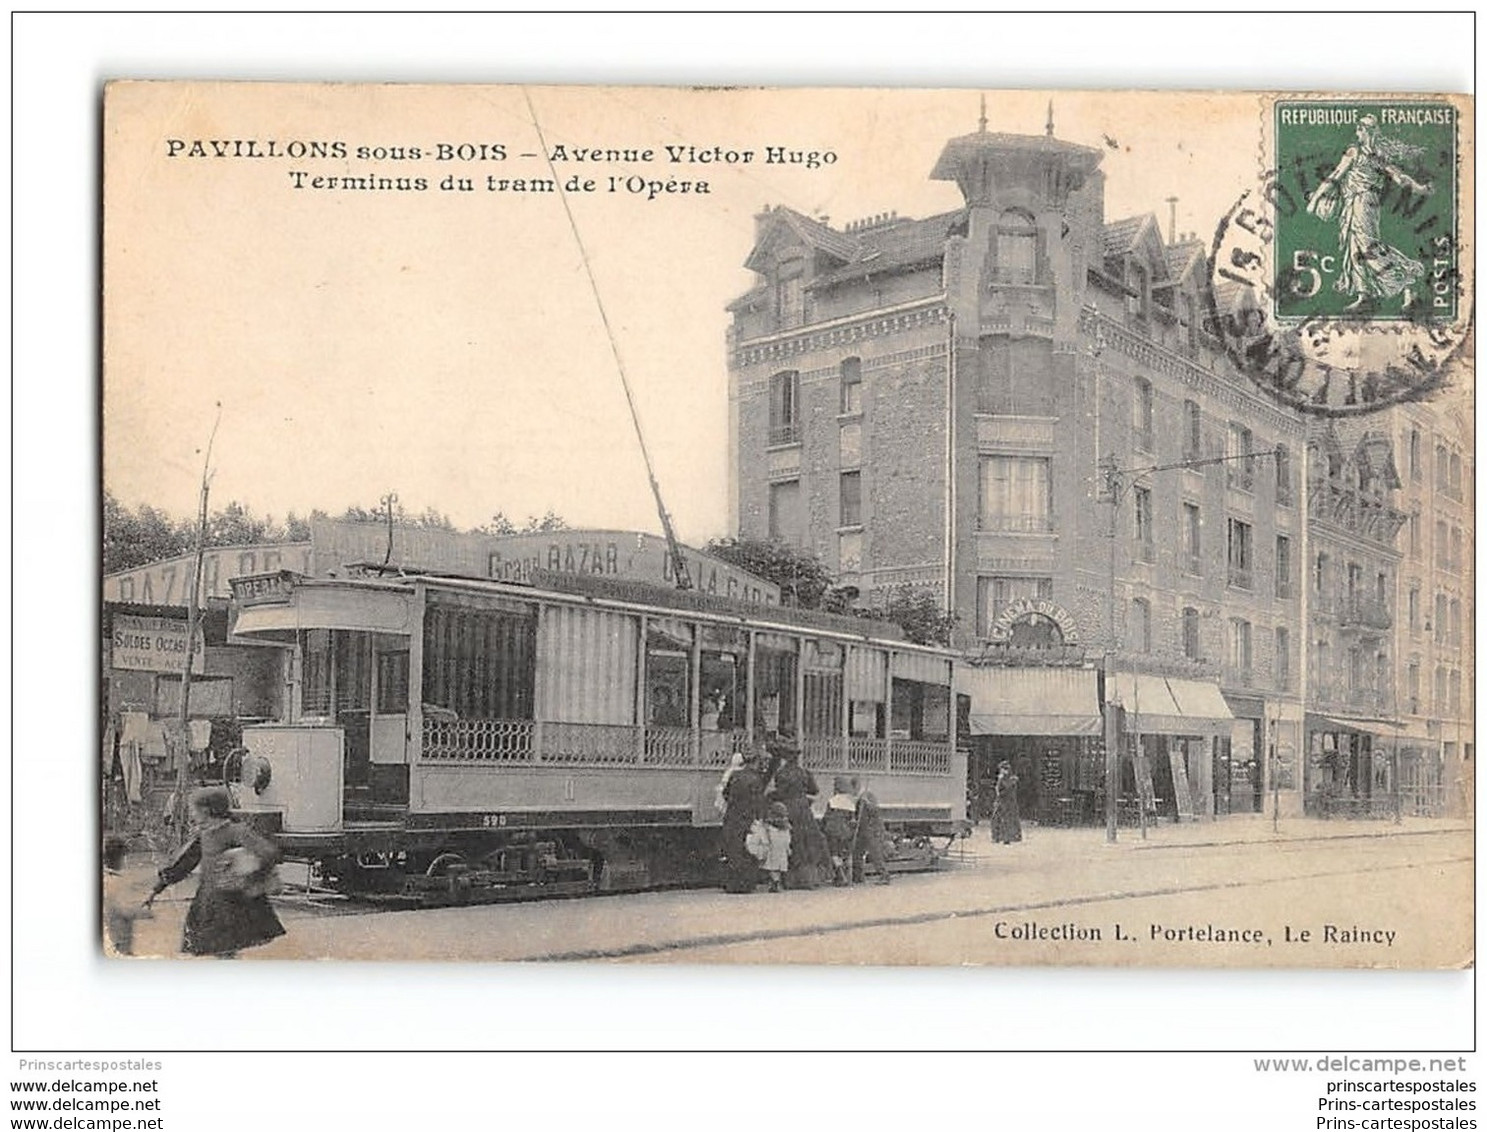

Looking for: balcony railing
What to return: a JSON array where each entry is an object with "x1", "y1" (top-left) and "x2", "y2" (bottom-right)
[
  {"x1": 421, "y1": 719, "x2": 951, "y2": 775},
  {"x1": 981, "y1": 514, "x2": 1056, "y2": 534},
  {"x1": 1309, "y1": 482, "x2": 1408, "y2": 544},
  {"x1": 768, "y1": 421, "x2": 801, "y2": 446},
  {"x1": 1337, "y1": 596, "x2": 1393, "y2": 630},
  {"x1": 1228, "y1": 565, "x2": 1253, "y2": 590}
]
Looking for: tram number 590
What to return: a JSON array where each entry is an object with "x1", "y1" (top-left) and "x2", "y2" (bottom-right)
[{"x1": 481, "y1": 814, "x2": 509, "y2": 829}]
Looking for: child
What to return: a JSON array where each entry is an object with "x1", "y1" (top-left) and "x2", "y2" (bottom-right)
[
  {"x1": 102, "y1": 835, "x2": 148, "y2": 956},
  {"x1": 823, "y1": 775, "x2": 858, "y2": 886},
  {"x1": 762, "y1": 801, "x2": 792, "y2": 893}
]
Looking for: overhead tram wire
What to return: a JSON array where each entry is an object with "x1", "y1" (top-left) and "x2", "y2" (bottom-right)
[{"x1": 522, "y1": 88, "x2": 693, "y2": 591}]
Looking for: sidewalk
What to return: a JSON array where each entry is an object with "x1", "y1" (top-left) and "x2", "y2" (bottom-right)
[{"x1": 953, "y1": 813, "x2": 1473, "y2": 861}]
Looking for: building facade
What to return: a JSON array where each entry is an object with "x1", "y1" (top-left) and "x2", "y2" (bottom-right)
[
  {"x1": 1389, "y1": 401, "x2": 1474, "y2": 816},
  {"x1": 1302, "y1": 422, "x2": 1409, "y2": 816},
  {"x1": 728, "y1": 111, "x2": 1332, "y2": 823}
]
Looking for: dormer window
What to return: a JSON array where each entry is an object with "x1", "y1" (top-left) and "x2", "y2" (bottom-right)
[
  {"x1": 995, "y1": 209, "x2": 1038, "y2": 284},
  {"x1": 1129, "y1": 261, "x2": 1151, "y2": 320},
  {"x1": 776, "y1": 271, "x2": 804, "y2": 330}
]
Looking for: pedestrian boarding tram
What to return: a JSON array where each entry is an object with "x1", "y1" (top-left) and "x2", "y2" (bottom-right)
[{"x1": 227, "y1": 567, "x2": 968, "y2": 901}]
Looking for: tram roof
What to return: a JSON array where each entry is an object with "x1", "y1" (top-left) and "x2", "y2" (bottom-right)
[{"x1": 330, "y1": 562, "x2": 947, "y2": 652}]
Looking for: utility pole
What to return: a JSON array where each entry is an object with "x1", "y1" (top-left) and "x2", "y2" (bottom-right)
[
  {"x1": 1271, "y1": 717, "x2": 1281, "y2": 833},
  {"x1": 1100, "y1": 453, "x2": 1121, "y2": 844},
  {"x1": 174, "y1": 405, "x2": 221, "y2": 842}
]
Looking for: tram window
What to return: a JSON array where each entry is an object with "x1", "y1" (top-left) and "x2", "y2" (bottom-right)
[
  {"x1": 335, "y1": 631, "x2": 373, "y2": 712},
  {"x1": 646, "y1": 621, "x2": 693, "y2": 729},
  {"x1": 699, "y1": 625, "x2": 747, "y2": 732},
  {"x1": 846, "y1": 646, "x2": 887, "y2": 737},
  {"x1": 921, "y1": 683, "x2": 950, "y2": 739},
  {"x1": 802, "y1": 639, "x2": 844, "y2": 738},
  {"x1": 301, "y1": 629, "x2": 331, "y2": 717},
  {"x1": 377, "y1": 651, "x2": 410, "y2": 714},
  {"x1": 422, "y1": 605, "x2": 536, "y2": 720},
  {"x1": 891, "y1": 678, "x2": 950, "y2": 741},
  {"x1": 754, "y1": 633, "x2": 799, "y2": 739},
  {"x1": 700, "y1": 653, "x2": 743, "y2": 731},
  {"x1": 850, "y1": 700, "x2": 885, "y2": 738}
]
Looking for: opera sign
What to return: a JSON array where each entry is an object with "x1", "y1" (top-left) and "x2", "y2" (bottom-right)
[
  {"x1": 985, "y1": 599, "x2": 1081, "y2": 649},
  {"x1": 110, "y1": 614, "x2": 205, "y2": 674}
]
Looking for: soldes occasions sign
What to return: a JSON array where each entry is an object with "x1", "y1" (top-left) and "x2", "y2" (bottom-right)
[{"x1": 110, "y1": 614, "x2": 206, "y2": 674}]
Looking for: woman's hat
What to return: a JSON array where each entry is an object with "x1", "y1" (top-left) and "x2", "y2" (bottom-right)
[{"x1": 770, "y1": 739, "x2": 801, "y2": 761}]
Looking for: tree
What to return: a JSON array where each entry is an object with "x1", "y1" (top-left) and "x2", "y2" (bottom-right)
[
  {"x1": 479, "y1": 509, "x2": 570, "y2": 535},
  {"x1": 853, "y1": 586, "x2": 957, "y2": 646},
  {"x1": 104, "y1": 495, "x2": 315, "y2": 575},
  {"x1": 103, "y1": 491, "x2": 191, "y2": 574},
  {"x1": 704, "y1": 537, "x2": 835, "y2": 608}
]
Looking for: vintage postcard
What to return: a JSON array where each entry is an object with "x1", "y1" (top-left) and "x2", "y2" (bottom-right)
[{"x1": 101, "y1": 83, "x2": 1472, "y2": 968}]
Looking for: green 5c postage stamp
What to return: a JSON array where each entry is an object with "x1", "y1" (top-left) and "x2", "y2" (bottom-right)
[{"x1": 1274, "y1": 101, "x2": 1458, "y2": 321}]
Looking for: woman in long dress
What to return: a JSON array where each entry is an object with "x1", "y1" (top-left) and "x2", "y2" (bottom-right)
[
  {"x1": 719, "y1": 752, "x2": 768, "y2": 894},
  {"x1": 768, "y1": 744, "x2": 828, "y2": 889},
  {"x1": 146, "y1": 786, "x2": 285, "y2": 957},
  {"x1": 1306, "y1": 114, "x2": 1433, "y2": 308},
  {"x1": 990, "y1": 762, "x2": 1023, "y2": 845}
]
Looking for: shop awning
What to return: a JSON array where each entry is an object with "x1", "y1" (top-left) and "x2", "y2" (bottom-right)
[
  {"x1": 1109, "y1": 673, "x2": 1233, "y2": 735},
  {"x1": 957, "y1": 666, "x2": 1102, "y2": 736},
  {"x1": 1306, "y1": 713, "x2": 1405, "y2": 740},
  {"x1": 231, "y1": 584, "x2": 414, "y2": 643}
]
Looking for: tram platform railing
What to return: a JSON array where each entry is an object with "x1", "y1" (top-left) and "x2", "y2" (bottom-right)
[{"x1": 421, "y1": 718, "x2": 950, "y2": 775}]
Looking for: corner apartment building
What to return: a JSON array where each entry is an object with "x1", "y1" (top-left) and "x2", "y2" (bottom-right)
[
  {"x1": 727, "y1": 111, "x2": 1310, "y2": 823},
  {"x1": 1390, "y1": 401, "x2": 1474, "y2": 816}
]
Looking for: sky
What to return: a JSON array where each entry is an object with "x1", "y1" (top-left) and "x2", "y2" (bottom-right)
[{"x1": 105, "y1": 84, "x2": 1269, "y2": 546}]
